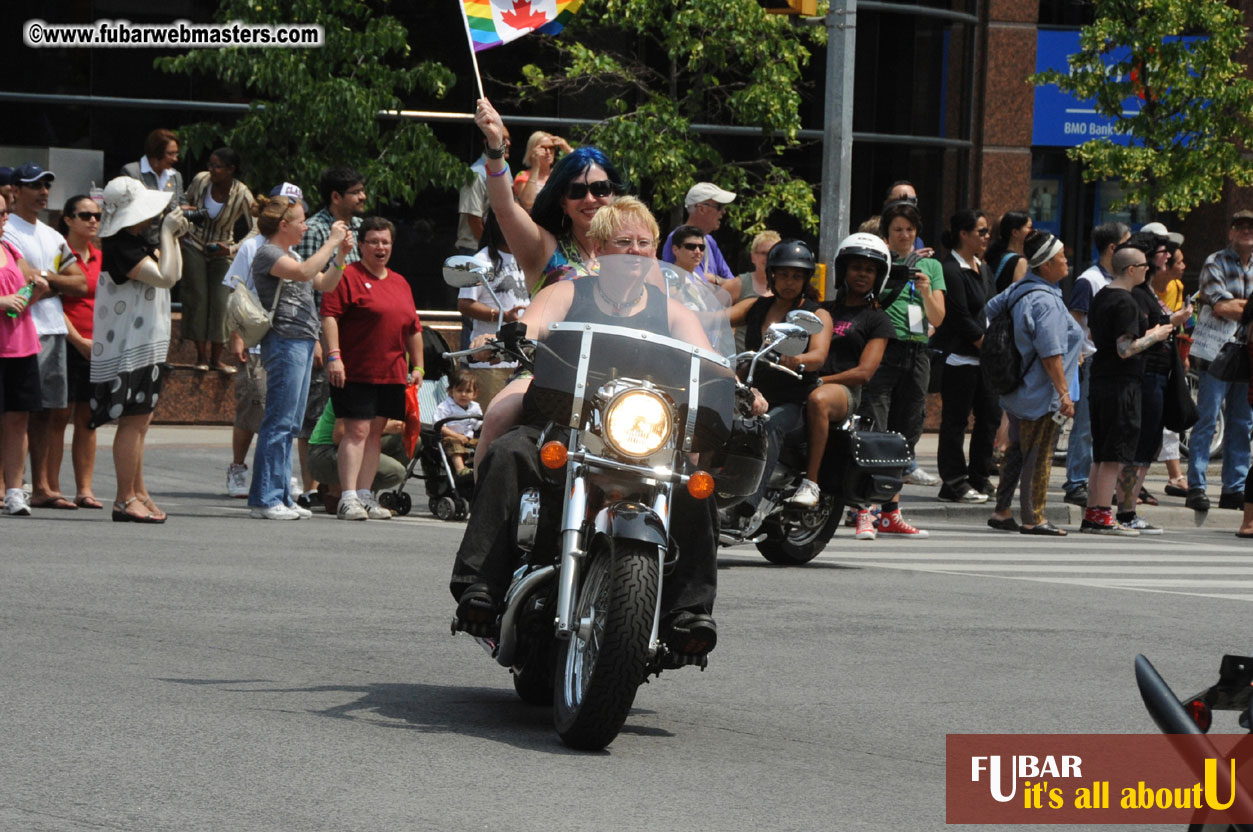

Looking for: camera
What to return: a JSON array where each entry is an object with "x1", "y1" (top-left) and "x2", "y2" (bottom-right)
[{"x1": 182, "y1": 207, "x2": 210, "y2": 225}]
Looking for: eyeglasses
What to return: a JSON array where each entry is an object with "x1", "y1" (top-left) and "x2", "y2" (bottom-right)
[
  {"x1": 610, "y1": 237, "x2": 655, "y2": 250},
  {"x1": 20, "y1": 181, "x2": 51, "y2": 190},
  {"x1": 565, "y1": 180, "x2": 615, "y2": 200},
  {"x1": 1128, "y1": 262, "x2": 1149, "y2": 271},
  {"x1": 74, "y1": 211, "x2": 102, "y2": 221},
  {"x1": 0, "y1": 210, "x2": 9, "y2": 217},
  {"x1": 701, "y1": 201, "x2": 726, "y2": 213},
  {"x1": 975, "y1": 228, "x2": 991, "y2": 237},
  {"x1": 680, "y1": 242, "x2": 707, "y2": 252}
]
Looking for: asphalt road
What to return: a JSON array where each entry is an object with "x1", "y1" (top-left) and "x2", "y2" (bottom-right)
[{"x1": 2, "y1": 427, "x2": 1250, "y2": 831}]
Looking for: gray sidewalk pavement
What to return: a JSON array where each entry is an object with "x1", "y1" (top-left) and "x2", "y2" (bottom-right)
[{"x1": 113, "y1": 425, "x2": 1247, "y2": 535}]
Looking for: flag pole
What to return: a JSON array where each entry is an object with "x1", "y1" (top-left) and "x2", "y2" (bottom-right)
[{"x1": 457, "y1": 2, "x2": 487, "y2": 101}]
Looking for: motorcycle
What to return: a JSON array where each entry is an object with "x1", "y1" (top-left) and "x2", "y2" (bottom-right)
[
  {"x1": 441, "y1": 254, "x2": 773, "y2": 750},
  {"x1": 1135, "y1": 653, "x2": 1253, "y2": 831},
  {"x1": 716, "y1": 311, "x2": 909, "y2": 566}
]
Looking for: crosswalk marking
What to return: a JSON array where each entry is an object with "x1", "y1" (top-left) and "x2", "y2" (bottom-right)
[{"x1": 805, "y1": 526, "x2": 1253, "y2": 602}]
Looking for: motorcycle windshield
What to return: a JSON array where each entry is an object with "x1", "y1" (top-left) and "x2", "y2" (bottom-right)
[{"x1": 522, "y1": 255, "x2": 735, "y2": 452}]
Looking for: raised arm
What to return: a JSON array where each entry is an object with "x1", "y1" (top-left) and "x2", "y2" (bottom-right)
[{"x1": 474, "y1": 99, "x2": 556, "y2": 279}]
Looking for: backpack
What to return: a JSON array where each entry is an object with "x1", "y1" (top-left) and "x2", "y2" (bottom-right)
[{"x1": 981, "y1": 286, "x2": 1051, "y2": 395}]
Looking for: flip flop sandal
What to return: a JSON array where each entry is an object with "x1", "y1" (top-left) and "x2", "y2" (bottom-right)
[
  {"x1": 987, "y1": 516, "x2": 1019, "y2": 532},
  {"x1": 139, "y1": 496, "x2": 167, "y2": 523},
  {"x1": 1020, "y1": 521, "x2": 1067, "y2": 536},
  {"x1": 112, "y1": 497, "x2": 161, "y2": 523},
  {"x1": 75, "y1": 495, "x2": 104, "y2": 509},
  {"x1": 31, "y1": 495, "x2": 78, "y2": 510}
]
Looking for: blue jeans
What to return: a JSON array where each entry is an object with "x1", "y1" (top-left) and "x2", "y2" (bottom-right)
[
  {"x1": 745, "y1": 402, "x2": 805, "y2": 509},
  {"x1": 1187, "y1": 369, "x2": 1252, "y2": 494},
  {"x1": 248, "y1": 333, "x2": 316, "y2": 509},
  {"x1": 1063, "y1": 361, "x2": 1092, "y2": 493}
]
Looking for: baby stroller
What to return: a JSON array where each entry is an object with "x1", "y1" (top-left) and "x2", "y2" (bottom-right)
[{"x1": 376, "y1": 326, "x2": 479, "y2": 521}]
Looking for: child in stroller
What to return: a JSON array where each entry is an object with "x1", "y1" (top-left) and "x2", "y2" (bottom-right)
[{"x1": 422, "y1": 369, "x2": 482, "y2": 520}]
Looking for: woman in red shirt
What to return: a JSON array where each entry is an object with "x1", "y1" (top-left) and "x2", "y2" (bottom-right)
[
  {"x1": 321, "y1": 216, "x2": 423, "y2": 520},
  {"x1": 57, "y1": 194, "x2": 104, "y2": 508}
]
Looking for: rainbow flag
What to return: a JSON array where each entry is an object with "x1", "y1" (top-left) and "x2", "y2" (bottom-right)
[{"x1": 462, "y1": 0, "x2": 584, "y2": 52}]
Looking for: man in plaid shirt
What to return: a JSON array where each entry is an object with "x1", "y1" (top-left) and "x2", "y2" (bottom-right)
[
  {"x1": 1186, "y1": 209, "x2": 1253, "y2": 512},
  {"x1": 291, "y1": 166, "x2": 366, "y2": 507}
]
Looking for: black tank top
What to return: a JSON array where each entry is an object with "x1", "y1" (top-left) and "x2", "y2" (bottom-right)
[
  {"x1": 744, "y1": 295, "x2": 820, "y2": 405},
  {"x1": 522, "y1": 277, "x2": 672, "y2": 426},
  {"x1": 565, "y1": 276, "x2": 671, "y2": 336}
]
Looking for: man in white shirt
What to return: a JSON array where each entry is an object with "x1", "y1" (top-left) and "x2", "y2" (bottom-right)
[{"x1": 2, "y1": 163, "x2": 87, "y2": 509}]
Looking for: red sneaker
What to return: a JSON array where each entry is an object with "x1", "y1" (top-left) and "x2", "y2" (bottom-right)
[
  {"x1": 878, "y1": 509, "x2": 929, "y2": 538},
  {"x1": 854, "y1": 509, "x2": 877, "y2": 540}
]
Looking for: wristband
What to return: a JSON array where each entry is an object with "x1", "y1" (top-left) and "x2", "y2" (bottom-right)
[
  {"x1": 412, "y1": 366, "x2": 425, "y2": 377},
  {"x1": 485, "y1": 142, "x2": 508, "y2": 160},
  {"x1": 487, "y1": 165, "x2": 510, "y2": 179}
]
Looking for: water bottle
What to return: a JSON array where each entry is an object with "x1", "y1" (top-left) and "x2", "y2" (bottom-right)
[{"x1": 6, "y1": 283, "x2": 33, "y2": 319}]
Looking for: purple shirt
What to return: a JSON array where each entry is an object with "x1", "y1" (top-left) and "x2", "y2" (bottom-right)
[{"x1": 660, "y1": 229, "x2": 734, "y2": 280}]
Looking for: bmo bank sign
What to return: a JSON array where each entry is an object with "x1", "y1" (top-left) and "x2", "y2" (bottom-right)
[{"x1": 1032, "y1": 31, "x2": 1200, "y2": 148}]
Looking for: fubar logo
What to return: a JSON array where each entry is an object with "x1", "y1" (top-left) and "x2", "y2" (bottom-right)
[{"x1": 971, "y1": 754, "x2": 1083, "y2": 802}]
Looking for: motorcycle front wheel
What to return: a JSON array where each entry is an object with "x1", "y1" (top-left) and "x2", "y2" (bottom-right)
[
  {"x1": 756, "y1": 497, "x2": 839, "y2": 565},
  {"x1": 553, "y1": 538, "x2": 659, "y2": 751}
]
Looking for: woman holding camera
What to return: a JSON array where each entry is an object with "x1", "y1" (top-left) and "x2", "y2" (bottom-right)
[{"x1": 181, "y1": 147, "x2": 256, "y2": 372}]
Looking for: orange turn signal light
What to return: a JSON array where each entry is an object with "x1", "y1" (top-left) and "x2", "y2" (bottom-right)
[
  {"x1": 540, "y1": 441, "x2": 568, "y2": 470},
  {"x1": 687, "y1": 470, "x2": 715, "y2": 500}
]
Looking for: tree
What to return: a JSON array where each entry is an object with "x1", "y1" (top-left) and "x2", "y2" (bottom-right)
[
  {"x1": 1032, "y1": 0, "x2": 1253, "y2": 216},
  {"x1": 155, "y1": 0, "x2": 469, "y2": 207},
  {"x1": 510, "y1": 0, "x2": 825, "y2": 235}
]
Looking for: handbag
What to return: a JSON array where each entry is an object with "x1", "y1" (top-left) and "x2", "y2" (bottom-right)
[
  {"x1": 1162, "y1": 336, "x2": 1198, "y2": 432},
  {"x1": 1206, "y1": 325, "x2": 1249, "y2": 383},
  {"x1": 226, "y1": 276, "x2": 285, "y2": 348},
  {"x1": 822, "y1": 427, "x2": 912, "y2": 505}
]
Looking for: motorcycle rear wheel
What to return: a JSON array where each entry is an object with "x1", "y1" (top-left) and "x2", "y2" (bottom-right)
[
  {"x1": 553, "y1": 539, "x2": 658, "y2": 751},
  {"x1": 756, "y1": 497, "x2": 839, "y2": 565}
]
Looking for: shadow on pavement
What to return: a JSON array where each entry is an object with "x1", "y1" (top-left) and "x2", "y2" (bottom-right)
[{"x1": 160, "y1": 677, "x2": 673, "y2": 752}]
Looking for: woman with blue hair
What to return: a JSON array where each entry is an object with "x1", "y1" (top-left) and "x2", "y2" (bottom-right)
[
  {"x1": 470, "y1": 98, "x2": 629, "y2": 458},
  {"x1": 474, "y1": 98, "x2": 626, "y2": 293}
]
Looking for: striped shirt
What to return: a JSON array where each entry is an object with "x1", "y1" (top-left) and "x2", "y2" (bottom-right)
[{"x1": 182, "y1": 172, "x2": 257, "y2": 257}]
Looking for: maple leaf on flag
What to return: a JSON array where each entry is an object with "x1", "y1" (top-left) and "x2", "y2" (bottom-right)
[{"x1": 501, "y1": 0, "x2": 549, "y2": 32}]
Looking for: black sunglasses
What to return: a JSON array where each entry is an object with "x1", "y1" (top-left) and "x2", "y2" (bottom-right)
[
  {"x1": 75, "y1": 211, "x2": 102, "y2": 221},
  {"x1": 565, "y1": 180, "x2": 615, "y2": 200},
  {"x1": 680, "y1": 242, "x2": 706, "y2": 252}
]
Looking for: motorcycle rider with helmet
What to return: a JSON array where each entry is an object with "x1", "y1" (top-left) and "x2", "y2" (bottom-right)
[
  {"x1": 801, "y1": 234, "x2": 896, "y2": 508},
  {"x1": 727, "y1": 239, "x2": 833, "y2": 520},
  {"x1": 449, "y1": 196, "x2": 763, "y2": 661}
]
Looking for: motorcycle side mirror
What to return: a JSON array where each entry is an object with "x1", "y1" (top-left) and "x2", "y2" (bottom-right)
[
  {"x1": 442, "y1": 255, "x2": 488, "y2": 288},
  {"x1": 764, "y1": 322, "x2": 809, "y2": 357},
  {"x1": 785, "y1": 309, "x2": 824, "y2": 335}
]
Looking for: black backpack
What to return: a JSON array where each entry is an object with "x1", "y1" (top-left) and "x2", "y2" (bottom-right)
[{"x1": 981, "y1": 286, "x2": 1051, "y2": 395}]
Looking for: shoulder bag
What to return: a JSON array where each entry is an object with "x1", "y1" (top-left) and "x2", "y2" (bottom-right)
[
  {"x1": 226, "y1": 276, "x2": 285, "y2": 348},
  {"x1": 1162, "y1": 336, "x2": 1199, "y2": 432},
  {"x1": 1206, "y1": 324, "x2": 1249, "y2": 383}
]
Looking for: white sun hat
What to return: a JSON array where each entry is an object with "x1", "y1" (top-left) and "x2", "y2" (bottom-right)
[{"x1": 99, "y1": 176, "x2": 174, "y2": 238}]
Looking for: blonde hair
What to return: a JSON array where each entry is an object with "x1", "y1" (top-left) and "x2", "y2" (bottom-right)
[
  {"x1": 858, "y1": 215, "x2": 882, "y2": 235},
  {"x1": 254, "y1": 195, "x2": 301, "y2": 237},
  {"x1": 523, "y1": 131, "x2": 552, "y2": 168},
  {"x1": 586, "y1": 195, "x2": 659, "y2": 246},
  {"x1": 751, "y1": 230, "x2": 782, "y2": 254}
]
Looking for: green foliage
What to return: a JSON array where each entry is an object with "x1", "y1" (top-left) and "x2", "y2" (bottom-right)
[
  {"x1": 155, "y1": 0, "x2": 466, "y2": 208},
  {"x1": 1031, "y1": 0, "x2": 1253, "y2": 217},
  {"x1": 514, "y1": 0, "x2": 823, "y2": 235}
]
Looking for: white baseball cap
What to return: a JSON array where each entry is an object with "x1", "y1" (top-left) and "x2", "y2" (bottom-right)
[
  {"x1": 1140, "y1": 221, "x2": 1184, "y2": 246},
  {"x1": 685, "y1": 182, "x2": 736, "y2": 209}
]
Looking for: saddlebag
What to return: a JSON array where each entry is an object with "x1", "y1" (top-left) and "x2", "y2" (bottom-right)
[{"x1": 825, "y1": 428, "x2": 910, "y2": 505}]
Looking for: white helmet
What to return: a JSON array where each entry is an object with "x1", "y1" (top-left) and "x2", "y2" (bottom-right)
[{"x1": 834, "y1": 232, "x2": 891, "y2": 292}]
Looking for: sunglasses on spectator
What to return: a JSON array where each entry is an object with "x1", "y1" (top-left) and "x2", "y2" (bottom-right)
[
  {"x1": 895, "y1": 196, "x2": 918, "y2": 205},
  {"x1": 975, "y1": 228, "x2": 990, "y2": 236},
  {"x1": 680, "y1": 242, "x2": 707, "y2": 252},
  {"x1": 75, "y1": 211, "x2": 102, "y2": 221},
  {"x1": 565, "y1": 180, "x2": 615, "y2": 200},
  {"x1": 701, "y1": 201, "x2": 727, "y2": 213}
]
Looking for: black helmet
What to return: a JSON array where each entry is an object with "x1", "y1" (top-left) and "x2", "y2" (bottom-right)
[
  {"x1": 834, "y1": 232, "x2": 891, "y2": 293},
  {"x1": 766, "y1": 238, "x2": 816, "y2": 275}
]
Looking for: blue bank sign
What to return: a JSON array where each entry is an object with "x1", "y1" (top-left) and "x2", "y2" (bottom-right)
[
  {"x1": 1032, "y1": 30, "x2": 1138, "y2": 147},
  {"x1": 1033, "y1": 30, "x2": 1203, "y2": 147}
]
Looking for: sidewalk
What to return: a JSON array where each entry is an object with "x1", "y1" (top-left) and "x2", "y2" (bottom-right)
[
  {"x1": 894, "y1": 433, "x2": 1244, "y2": 534},
  {"x1": 131, "y1": 425, "x2": 1244, "y2": 534}
]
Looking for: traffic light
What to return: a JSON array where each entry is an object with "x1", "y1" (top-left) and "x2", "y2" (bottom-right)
[{"x1": 762, "y1": 0, "x2": 818, "y2": 14}]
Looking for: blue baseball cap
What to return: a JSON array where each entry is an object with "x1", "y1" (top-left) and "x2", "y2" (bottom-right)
[
  {"x1": 0, "y1": 167, "x2": 12, "y2": 187},
  {"x1": 15, "y1": 162, "x2": 55, "y2": 184}
]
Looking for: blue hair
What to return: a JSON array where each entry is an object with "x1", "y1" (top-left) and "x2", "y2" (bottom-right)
[{"x1": 530, "y1": 146, "x2": 629, "y2": 237}]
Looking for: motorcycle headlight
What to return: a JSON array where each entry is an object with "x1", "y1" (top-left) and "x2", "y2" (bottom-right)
[{"x1": 602, "y1": 389, "x2": 672, "y2": 459}]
